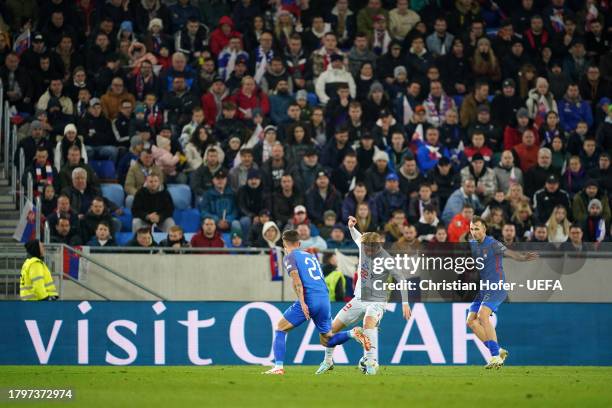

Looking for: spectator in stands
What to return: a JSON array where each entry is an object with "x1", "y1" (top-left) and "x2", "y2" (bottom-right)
[
  {"x1": 572, "y1": 179, "x2": 611, "y2": 225},
  {"x1": 530, "y1": 224, "x2": 549, "y2": 243},
  {"x1": 491, "y1": 79, "x2": 523, "y2": 129},
  {"x1": 464, "y1": 131, "x2": 493, "y2": 164},
  {"x1": 582, "y1": 199, "x2": 607, "y2": 243},
  {"x1": 305, "y1": 170, "x2": 343, "y2": 226},
  {"x1": 504, "y1": 108, "x2": 538, "y2": 151},
  {"x1": 525, "y1": 77, "x2": 558, "y2": 127},
  {"x1": 425, "y1": 16, "x2": 453, "y2": 57},
  {"x1": 50, "y1": 214, "x2": 82, "y2": 245},
  {"x1": 1, "y1": 52, "x2": 34, "y2": 114},
  {"x1": 116, "y1": 136, "x2": 144, "y2": 185},
  {"x1": 125, "y1": 149, "x2": 165, "y2": 208},
  {"x1": 36, "y1": 77, "x2": 73, "y2": 115},
  {"x1": 500, "y1": 223, "x2": 518, "y2": 246},
  {"x1": 461, "y1": 153, "x2": 497, "y2": 201},
  {"x1": 59, "y1": 146, "x2": 99, "y2": 191},
  {"x1": 566, "y1": 120, "x2": 590, "y2": 156},
  {"x1": 246, "y1": 209, "x2": 271, "y2": 246},
  {"x1": 284, "y1": 123, "x2": 316, "y2": 166},
  {"x1": 364, "y1": 149, "x2": 389, "y2": 194},
  {"x1": 383, "y1": 208, "x2": 407, "y2": 242},
  {"x1": 229, "y1": 148, "x2": 258, "y2": 192},
  {"x1": 558, "y1": 83, "x2": 593, "y2": 133},
  {"x1": 341, "y1": 182, "x2": 370, "y2": 222},
  {"x1": 442, "y1": 178, "x2": 482, "y2": 225},
  {"x1": 297, "y1": 223, "x2": 327, "y2": 251},
  {"x1": 534, "y1": 175, "x2": 571, "y2": 223},
  {"x1": 494, "y1": 150, "x2": 523, "y2": 194},
  {"x1": 61, "y1": 167, "x2": 100, "y2": 219},
  {"x1": 563, "y1": 39, "x2": 590, "y2": 83},
  {"x1": 459, "y1": 80, "x2": 489, "y2": 128},
  {"x1": 251, "y1": 219, "x2": 282, "y2": 248},
  {"x1": 331, "y1": 151, "x2": 359, "y2": 197},
  {"x1": 191, "y1": 217, "x2": 225, "y2": 248},
  {"x1": 562, "y1": 155, "x2": 587, "y2": 197},
  {"x1": 447, "y1": 204, "x2": 474, "y2": 243},
  {"x1": 327, "y1": 225, "x2": 355, "y2": 249},
  {"x1": 416, "y1": 127, "x2": 450, "y2": 173},
  {"x1": 101, "y1": 77, "x2": 136, "y2": 120},
  {"x1": 260, "y1": 143, "x2": 288, "y2": 194},
  {"x1": 237, "y1": 168, "x2": 264, "y2": 237},
  {"x1": 46, "y1": 193, "x2": 78, "y2": 231},
  {"x1": 372, "y1": 172, "x2": 406, "y2": 226},
  {"x1": 80, "y1": 196, "x2": 121, "y2": 242},
  {"x1": 588, "y1": 153, "x2": 612, "y2": 194},
  {"x1": 512, "y1": 129, "x2": 540, "y2": 173},
  {"x1": 54, "y1": 124, "x2": 88, "y2": 172},
  {"x1": 78, "y1": 97, "x2": 117, "y2": 163},
  {"x1": 269, "y1": 174, "x2": 303, "y2": 228},
  {"x1": 87, "y1": 221, "x2": 116, "y2": 247},
  {"x1": 199, "y1": 170, "x2": 239, "y2": 233},
  {"x1": 22, "y1": 146, "x2": 59, "y2": 197},
  {"x1": 159, "y1": 225, "x2": 190, "y2": 248},
  {"x1": 560, "y1": 223, "x2": 587, "y2": 251},
  {"x1": 190, "y1": 145, "x2": 225, "y2": 202},
  {"x1": 595, "y1": 106, "x2": 612, "y2": 155},
  {"x1": 524, "y1": 147, "x2": 559, "y2": 199},
  {"x1": 14, "y1": 121, "x2": 54, "y2": 169},
  {"x1": 231, "y1": 76, "x2": 270, "y2": 121},
  {"x1": 415, "y1": 204, "x2": 440, "y2": 242},
  {"x1": 407, "y1": 182, "x2": 440, "y2": 224},
  {"x1": 315, "y1": 54, "x2": 356, "y2": 106},
  {"x1": 425, "y1": 157, "x2": 458, "y2": 209},
  {"x1": 128, "y1": 227, "x2": 158, "y2": 248},
  {"x1": 132, "y1": 174, "x2": 175, "y2": 233}
]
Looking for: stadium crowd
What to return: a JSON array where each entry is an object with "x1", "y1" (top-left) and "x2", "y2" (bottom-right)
[{"x1": 3, "y1": 0, "x2": 612, "y2": 251}]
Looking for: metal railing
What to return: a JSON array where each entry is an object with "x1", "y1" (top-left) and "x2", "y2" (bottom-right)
[
  {"x1": 58, "y1": 244, "x2": 167, "y2": 300},
  {"x1": 3, "y1": 100, "x2": 9, "y2": 177},
  {"x1": 18, "y1": 148, "x2": 24, "y2": 213}
]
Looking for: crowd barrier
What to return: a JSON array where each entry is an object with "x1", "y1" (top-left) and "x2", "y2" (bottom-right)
[{"x1": 1, "y1": 301, "x2": 611, "y2": 366}]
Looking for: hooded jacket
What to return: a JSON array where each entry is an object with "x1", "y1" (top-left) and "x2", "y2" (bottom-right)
[{"x1": 209, "y1": 16, "x2": 240, "y2": 56}]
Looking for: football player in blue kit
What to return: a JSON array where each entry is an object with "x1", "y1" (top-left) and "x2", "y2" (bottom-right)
[
  {"x1": 467, "y1": 217, "x2": 539, "y2": 369},
  {"x1": 263, "y1": 230, "x2": 371, "y2": 375}
]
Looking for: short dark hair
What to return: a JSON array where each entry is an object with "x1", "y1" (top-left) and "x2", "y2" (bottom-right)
[
  {"x1": 137, "y1": 227, "x2": 151, "y2": 235},
  {"x1": 282, "y1": 230, "x2": 300, "y2": 243},
  {"x1": 97, "y1": 221, "x2": 110, "y2": 229},
  {"x1": 471, "y1": 216, "x2": 487, "y2": 229}
]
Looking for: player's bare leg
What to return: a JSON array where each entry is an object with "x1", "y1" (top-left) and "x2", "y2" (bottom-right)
[
  {"x1": 263, "y1": 318, "x2": 293, "y2": 375},
  {"x1": 466, "y1": 312, "x2": 488, "y2": 342},
  {"x1": 476, "y1": 306, "x2": 504, "y2": 369}
]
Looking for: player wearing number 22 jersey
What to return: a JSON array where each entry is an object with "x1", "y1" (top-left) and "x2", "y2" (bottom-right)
[{"x1": 263, "y1": 230, "x2": 371, "y2": 375}]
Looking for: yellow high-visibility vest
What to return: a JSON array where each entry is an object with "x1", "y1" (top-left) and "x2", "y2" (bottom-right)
[
  {"x1": 20, "y1": 257, "x2": 58, "y2": 301},
  {"x1": 325, "y1": 270, "x2": 346, "y2": 301}
]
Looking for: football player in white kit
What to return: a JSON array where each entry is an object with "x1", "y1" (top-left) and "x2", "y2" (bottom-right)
[{"x1": 315, "y1": 216, "x2": 412, "y2": 375}]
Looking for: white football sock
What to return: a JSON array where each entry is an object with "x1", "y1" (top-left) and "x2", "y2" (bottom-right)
[
  {"x1": 325, "y1": 347, "x2": 334, "y2": 364},
  {"x1": 364, "y1": 328, "x2": 378, "y2": 360}
]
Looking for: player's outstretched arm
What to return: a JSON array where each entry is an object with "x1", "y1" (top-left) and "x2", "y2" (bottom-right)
[
  {"x1": 347, "y1": 216, "x2": 362, "y2": 244},
  {"x1": 289, "y1": 270, "x2": 310, "y2": 320},
  {"x1": 505, "y1": 249, "x2": 539, "y2": 262}
]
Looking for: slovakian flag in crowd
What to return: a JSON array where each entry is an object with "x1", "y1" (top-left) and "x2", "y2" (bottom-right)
[
  {"x1": 63, "y1": 246, "x2": 82, "y2": 280},
  {"x1": 269, "y1": 247, "x2": 283, "y2": 281},
  {"x1": 12, "y1": 30, "x2": 30, "y2": 57},
  {"x1": 12, "y1": 200, "x2": 36, "y2": 243}
]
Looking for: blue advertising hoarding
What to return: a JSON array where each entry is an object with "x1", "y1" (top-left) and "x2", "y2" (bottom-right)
[{"x1": 1, "y1": 301, "x2": 611, "y2": 366}]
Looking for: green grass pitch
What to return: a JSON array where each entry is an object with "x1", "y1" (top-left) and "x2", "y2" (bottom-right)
[{"x1": 1, "y1": 366, "x2": 611, "y2": 408}]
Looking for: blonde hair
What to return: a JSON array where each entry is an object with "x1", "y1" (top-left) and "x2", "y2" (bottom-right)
[
  {"x1": 546, "y1": 205, "x2": 570, "y2": 238},
  {"x1": 361, "y1": 232, "x2": 384, "y2": 244},
  {"x1": 511, "y1": 203, "x2": 533, "y2": 225}
]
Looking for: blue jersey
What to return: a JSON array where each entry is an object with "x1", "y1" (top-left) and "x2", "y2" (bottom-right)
[
  {"x1": 283, "y1": 250, "x2": 329, "y2": 299},
  {"x1": 469, "y1": 236, "x2": 506, "y2": 283}
]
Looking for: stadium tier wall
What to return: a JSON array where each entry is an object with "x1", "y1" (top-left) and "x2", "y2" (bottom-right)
[{"x1": 56, "y1": 252, "x2": 612, "y2": 302}]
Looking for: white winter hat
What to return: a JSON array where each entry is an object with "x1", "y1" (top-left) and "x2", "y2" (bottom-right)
[{"x1": 64, "y1": 124, "x2": 77, "y2": 135}]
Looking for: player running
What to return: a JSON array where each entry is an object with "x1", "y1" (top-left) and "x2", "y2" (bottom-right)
[
  {"x1": 263, "y1": 230, "x2": 371, "y2": 375},
  {"x1": 467, "y1": 217, "x2": 538, "y2": 369},
  {"x1": 316, "y1": 216, "x2": 412, "y2": 375}
]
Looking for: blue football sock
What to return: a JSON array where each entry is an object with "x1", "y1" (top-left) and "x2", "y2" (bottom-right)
[
  {"x1": 484, "y1": 340, "x2": 500, "y2": 357},
  {"x1": 327, "y1": 331, "x2": 351, "y2": 347},
  {"x1": 273, "y1": 330, "x2": 287, "y2": 367}
]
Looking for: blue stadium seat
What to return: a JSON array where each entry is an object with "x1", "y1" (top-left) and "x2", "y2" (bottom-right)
[
  {"x1": 222, "y1": 232, "x2": 231, "y2": 246},
  {"x1": 153, "y1": 232, "x2": 166, "y2": 243},
  {"x1": 453, "y1": 95, "x2": 464, "y2": 108},
  {"x1": 100, "y1": 183, "x2": 125, "y2": 209},
  {"x1": 167, "y1": 184, "x2": 192, "y2": 210},
  {"x1": 114, "y1": 232, "x2": 133, "y2": 246},
  {"x1": 307, "y1": 92, "x2": 319, "y2": 107},
  {"x1": 116, "y1": 208, "x2": 132, "y2": 232},
  {"x1": 90, "y1": 160, "x2": 116, "y2": 180},
  {"x1": 174, "y1": 208, "x2": 201, "y2": 233}
]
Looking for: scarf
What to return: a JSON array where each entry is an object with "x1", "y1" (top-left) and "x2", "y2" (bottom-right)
[
  {"x1": 34, "y1": 162, "x2": 54, "y2": 196},
  {"x1": 372, "y1": 30, "x2": 391, "y2": 56},
  {"x1": 254, "y1": 47, "x2": 273, "y2": 84}
]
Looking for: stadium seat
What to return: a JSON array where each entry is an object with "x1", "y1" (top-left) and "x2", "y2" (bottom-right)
[
  {"x1": 90, "y1": 160, "x2": 117, "y2": 181},
  {"x1": 167, "y1": 184, "x2": 192, "y2": 210},
  {"x1": 116, "y1": 208, "x2": 132, "y2": 232},
  {"x1": 174, "y1": 208, "x2": 201, "y2": 233},
  {"x1": 101, "y1": 183, "x2": 125, "y2": 209},
  {"x1": 307, "y1": 92, "x2": 319, "y2": 107},
  {"x1": 114, "y1": 232, "x2": 133, "y2": 246},
  {"x1": 453, "y1": 95, "x2": 464, "y2": 108},
  {"x1": 153, "y1": 232, "x2": 166, "y2": 243}
]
